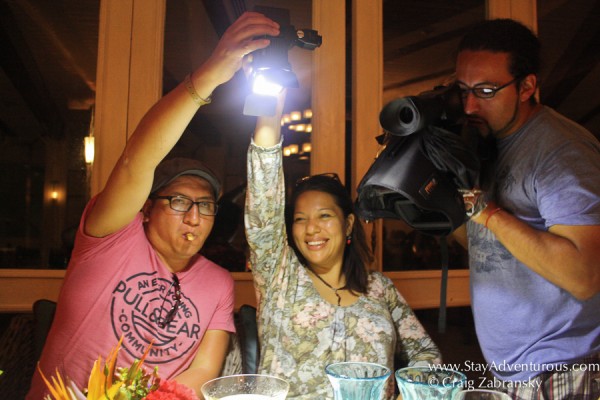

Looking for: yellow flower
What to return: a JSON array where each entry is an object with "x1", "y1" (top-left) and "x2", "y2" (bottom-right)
[{"x1": 40, "y1": 336, "x2": 158, "y2": 400}]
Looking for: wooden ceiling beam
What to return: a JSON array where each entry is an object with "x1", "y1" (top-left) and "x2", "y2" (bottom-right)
[{"x1": 540, "y1": 0, "x2": 600, "y2": 110}]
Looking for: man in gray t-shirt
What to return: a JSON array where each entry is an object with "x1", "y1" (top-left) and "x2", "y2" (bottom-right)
[{"x1": 453, "y1": 19, "x2": 600, "y2": 400}]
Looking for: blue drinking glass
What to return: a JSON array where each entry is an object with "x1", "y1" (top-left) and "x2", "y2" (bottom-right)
[
  {"x1": 396, "y1": 366, "x2": 467, "y2": 400},
  {"x1": 326, "y1": 361, "x2": 392, "y2": 400}
]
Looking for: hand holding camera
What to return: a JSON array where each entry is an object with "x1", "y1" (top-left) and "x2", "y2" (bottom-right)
[{"x1": 458, "y1": 188, "x2": 487, "y2": 219}]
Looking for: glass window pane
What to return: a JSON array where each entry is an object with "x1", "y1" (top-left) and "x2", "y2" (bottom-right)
[
  {"x1": 381, "y1": 0, "x2": 484, "y2": 271},
  {"x1": 0, "y1": 0, "x2": 99, "y2": 268}
]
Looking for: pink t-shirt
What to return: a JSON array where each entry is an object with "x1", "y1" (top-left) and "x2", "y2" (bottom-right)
[{"x1": 27, "y1": 198, "x2": 235, "y2": 399}]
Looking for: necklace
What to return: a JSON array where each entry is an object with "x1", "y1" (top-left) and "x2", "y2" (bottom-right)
[{"x1": 307, "y1": 267, "x2": 346, "y2": 306}]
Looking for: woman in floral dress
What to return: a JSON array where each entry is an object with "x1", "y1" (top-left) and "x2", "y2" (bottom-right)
[{"x1": 245, "y1": 93, "x2": 442, "y2": 399}]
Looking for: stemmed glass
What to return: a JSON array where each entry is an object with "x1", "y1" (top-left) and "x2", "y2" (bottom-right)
[{"x1": 201, "y1": 374, "x2": 289, "y2": 400}]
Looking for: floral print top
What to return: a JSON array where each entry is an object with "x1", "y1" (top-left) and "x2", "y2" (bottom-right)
[{"x1": 245, "y1": 141, "x2": 442, "y2": 399}]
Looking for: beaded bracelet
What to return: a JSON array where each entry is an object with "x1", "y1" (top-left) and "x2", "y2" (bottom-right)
[
  {"x1": 485, "y1": 207, "x2": 503, "y2": 229},
  {"x1": 184, "y1": 73, "x2": 212, "y2": 106}
]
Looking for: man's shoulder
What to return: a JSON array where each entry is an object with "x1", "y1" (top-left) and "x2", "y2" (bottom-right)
[{"x1": 534, "y1": 106, "x2": 596, "y2": 140}]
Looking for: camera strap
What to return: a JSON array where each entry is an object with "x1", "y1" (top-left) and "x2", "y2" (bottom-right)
[{"x1": 438, "y1": 235, "x2": 449, "y2": 333}]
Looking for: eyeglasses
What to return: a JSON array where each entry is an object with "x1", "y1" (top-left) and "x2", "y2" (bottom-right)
[
  {"x1": 458, "y1": 77, "x2": 520, "y2": 99},
  {"x1": 157, "y1": 274, "x2": 181, "y2": 328},
  {"x1": 295, "y1": 173, "x2": 341, "y2": 186},
  {"x1": 152, "y1": 195, "x2": 218, "y2": 216}
]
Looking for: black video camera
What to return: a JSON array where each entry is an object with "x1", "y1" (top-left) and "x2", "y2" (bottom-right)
[
  {"x1": 379, "y1": 84, "x2": 464, "y2": 137},
  {"x1": 356, "y1": 84, "x2": 481, "y2": 236}
]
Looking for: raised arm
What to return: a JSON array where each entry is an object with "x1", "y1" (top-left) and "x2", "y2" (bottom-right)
[
  {"x1": 86, "y1": 12, "x2": 280, "y2": 238},
  {"x1": 253, "y1": 91, "x2": 286, "y2": 146},
  {"x1": 244, "y1": 90, "x2": 288, "y2": 287}
]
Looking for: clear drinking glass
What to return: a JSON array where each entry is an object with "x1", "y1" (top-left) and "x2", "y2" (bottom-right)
[
  {"x1": 453, "y1": 389, "x2": 512, "y2": 399},
  {"x1": 395, "y1": 366, "x2": 467, "y2": 400},
  {"x1": 325, "y1": 361, "x2": 392, "y2": 400},
  {"x1": 200, "y1": 374, "x2": 290, "y2": 400}
]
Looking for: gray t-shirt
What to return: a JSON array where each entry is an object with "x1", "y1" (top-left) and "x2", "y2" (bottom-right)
[{"x1": 467, "y1": 106, "x2": 600, "y2": 381}]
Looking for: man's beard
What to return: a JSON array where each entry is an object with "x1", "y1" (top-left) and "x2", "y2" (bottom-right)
[
  {"x1": 463, "y1": 100, "x2": 520, "y2": 191},
  {"x1": 466, "y1": 115, "x2": 492, "y2": 137},
  {"x1": 466, "y1": 97, "x2": 520, "y2": 138},
  {"x1": 493, "y1": 100, "x2": 520, "y2": 138}
]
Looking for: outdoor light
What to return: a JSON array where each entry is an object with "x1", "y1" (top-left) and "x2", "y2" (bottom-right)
[
  {"x1": 50, "y1": 181, "x2": 59, "y2": 201},
  {"x1": 243, "y1": 6, "x2": 322, "y2": 117},
  {"x1": 288, "y1": 144, "x2": 299, "y2": 154},
  {"x1": 85, "y1": 106, "x2": 95, "y2": 164},
  {"x1": 281, "y1": 107, "x2": 312, "y2": 160},
  {"x1": 84, "y1": 135, "x2": 95, "y2": 164}
]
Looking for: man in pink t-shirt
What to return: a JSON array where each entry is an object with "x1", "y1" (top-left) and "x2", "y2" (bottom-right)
[{"x1": 27, "y1": 12, "x2": 281, "y2": 399}]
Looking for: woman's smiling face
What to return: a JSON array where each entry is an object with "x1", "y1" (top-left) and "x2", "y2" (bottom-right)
[{"x1": 292, "y1": 190, "x2": 353, "y2": 271}]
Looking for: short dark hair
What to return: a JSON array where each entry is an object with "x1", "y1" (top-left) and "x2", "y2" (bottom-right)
[
  {"x1": 457, "y1": 19, "x2": 541, "y2": 80},
  {"x1": 288, "y1": 175, "x2": 373, "y2": 294}
]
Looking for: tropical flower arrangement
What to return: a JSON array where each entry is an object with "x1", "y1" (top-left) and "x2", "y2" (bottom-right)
[{"x1": 39, "y1": 337, "x2": 199, "y2": 400}]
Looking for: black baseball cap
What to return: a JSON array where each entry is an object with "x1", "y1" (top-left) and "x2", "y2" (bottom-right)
[{"x1": 150, "y1": 157, "x2": 221, "y2": 199}]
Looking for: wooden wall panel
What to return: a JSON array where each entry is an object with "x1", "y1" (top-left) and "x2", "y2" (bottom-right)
[
  {"x1": 310, "y1": 0, "x2": 346, "y2": 177},
  {"x1": 352, "y1": 0, "x2": 385, "y2": 269},
  {"x1": 92, "y1": 0, "x2": 165, "y2": 196}
]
